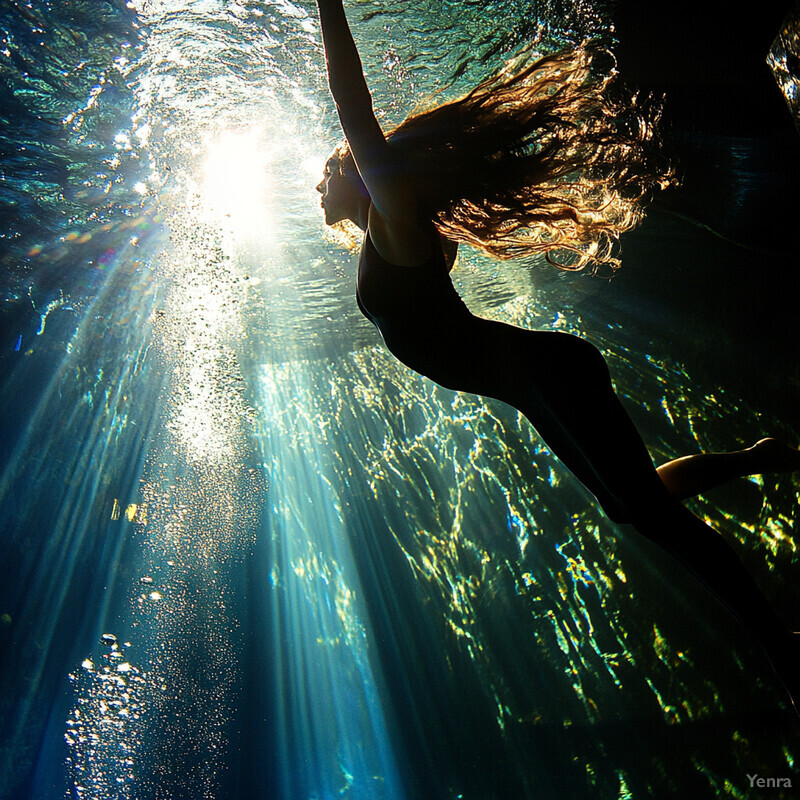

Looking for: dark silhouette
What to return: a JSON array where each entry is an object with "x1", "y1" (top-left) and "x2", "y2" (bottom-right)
[{"x1": 315, "y1": 0, "x2": 800, "y2": 714}]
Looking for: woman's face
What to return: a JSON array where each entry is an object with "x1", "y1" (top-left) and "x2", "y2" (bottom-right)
[{"x1": 315, "y1": 157, "x2": 359, "y2": 226}]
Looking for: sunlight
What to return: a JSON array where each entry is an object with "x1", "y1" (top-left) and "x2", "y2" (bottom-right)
[
  {"x1": 161, "y1": 260, "x2": 251, "y2": 465},
  {"x1": 255, "y1": 360, "x2": 405, "y2": 800},
  {"x1": 200, "y1": 128, "x2": 273, "y2": 242}
]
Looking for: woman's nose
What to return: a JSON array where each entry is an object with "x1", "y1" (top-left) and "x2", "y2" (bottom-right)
[{"x1": 315, "y1": 180, "x2": 324, "y2": 194}]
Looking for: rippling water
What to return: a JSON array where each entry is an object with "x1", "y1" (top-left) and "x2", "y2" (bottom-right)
[{"x1": 1, "y1": 2, "x2": 799, "y2": 799}]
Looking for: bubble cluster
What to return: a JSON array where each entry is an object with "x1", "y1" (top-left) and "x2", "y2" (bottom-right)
[{"x1": 65, "y1": 638, "x2": 146, "y2": 800}]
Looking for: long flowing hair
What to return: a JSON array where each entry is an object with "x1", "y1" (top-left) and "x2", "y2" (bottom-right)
[{"x1": 337, "y1": 43, "x2": 675, "y2": 273}]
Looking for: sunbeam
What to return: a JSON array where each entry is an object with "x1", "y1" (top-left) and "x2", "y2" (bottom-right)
[
  {"x1": 257, "y1": 360, "x2": 405, "y2": 799},
  {"x1": 200, "y1": 128, "x2": 274, "y2": 242}
]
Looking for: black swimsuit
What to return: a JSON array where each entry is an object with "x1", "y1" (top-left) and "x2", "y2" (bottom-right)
[
  {"x1": 354, "y1": 229, "x2": 667, "y2": 525},
  {"x1": 357, "y1": 231, "x2": 475, "y2": 389},
  {"x1": 351, "y1": 225, "x2": 782, "y2": 665}
]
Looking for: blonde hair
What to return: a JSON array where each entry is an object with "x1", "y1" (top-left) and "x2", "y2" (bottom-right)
[{"x1": 337, "y1": 44, "x2": 674, "y2": 273}]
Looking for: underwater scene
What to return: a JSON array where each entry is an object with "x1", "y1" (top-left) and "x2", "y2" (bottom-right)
[{"x1": 1, "y1": 1, "x2": 799, "y2": 798}]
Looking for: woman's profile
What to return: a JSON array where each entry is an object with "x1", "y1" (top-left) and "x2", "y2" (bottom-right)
[{"x1": 314, "y1": 0, "x2": 800, "y2": 713}]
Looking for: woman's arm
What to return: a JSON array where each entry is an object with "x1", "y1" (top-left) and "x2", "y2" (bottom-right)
[
  {"x1": 316, "y1": 1, "x2": 416, "y2": 224},
  {"x1": 316, "y1": 1, "x2": 385, "y2": 155}
]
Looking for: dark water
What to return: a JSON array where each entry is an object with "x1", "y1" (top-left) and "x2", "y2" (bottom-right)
[{"x1": 1, "y1": 1, "x2": 799, "y2": 799}]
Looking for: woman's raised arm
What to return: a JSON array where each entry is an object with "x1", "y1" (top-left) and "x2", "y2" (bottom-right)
[
  {"x1": 316, "y1": 0, "x2": 418, "y2": 224},
  {"x1": 316, "y1": 6, "x2": 386, "y2": 173}
]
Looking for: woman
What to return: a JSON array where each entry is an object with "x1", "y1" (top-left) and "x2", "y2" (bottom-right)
[{"x1": 314, "y1": 0, "x2": 800, "y2": 712}]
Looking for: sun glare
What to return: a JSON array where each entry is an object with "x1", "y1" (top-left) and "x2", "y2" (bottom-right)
[{"x1": 201, "y1": 128, "x2": 273, "y2": 241}]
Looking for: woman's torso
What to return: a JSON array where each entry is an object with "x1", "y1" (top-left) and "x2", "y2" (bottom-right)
[
  {"x1": 356, "y1": 228, "x2": 473, "y2": 381},
  {"x1": 355, "y1": 223, "x2": 588, "y2": 413}
]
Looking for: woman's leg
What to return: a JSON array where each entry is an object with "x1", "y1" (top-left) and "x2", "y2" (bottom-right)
[
  {"x1": 658, "y1": 439, "x2": 800, "y2": 500},
  {"x1": 464, "y1": 323, "x2": 798, "y2": 708}
]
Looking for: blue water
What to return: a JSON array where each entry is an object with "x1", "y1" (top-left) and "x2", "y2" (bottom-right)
[{"x1": 2, "y1": 2, "x2": 799, "y2": 799}]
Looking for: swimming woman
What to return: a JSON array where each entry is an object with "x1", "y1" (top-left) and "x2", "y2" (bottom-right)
[{"x1": 314, "y1": 0, "x2": 800, "y2": 712}]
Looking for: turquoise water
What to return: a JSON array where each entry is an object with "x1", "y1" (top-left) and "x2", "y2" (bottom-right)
[{"x1": 1, "y1": 2, "x2": 799, "y2": 798}]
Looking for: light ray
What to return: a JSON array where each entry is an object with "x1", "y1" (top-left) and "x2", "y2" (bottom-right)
[{"x1": 256, "y1": 359, "x2": 406, "y2": 800}]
